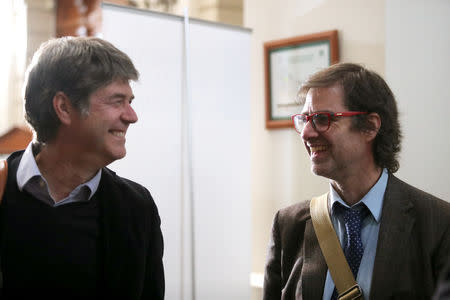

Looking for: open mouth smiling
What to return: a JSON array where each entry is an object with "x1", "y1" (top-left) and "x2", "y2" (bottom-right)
[
  {"x1": 309, "y1": 145, "x2": 327, "y2": 152},
  {"x1": 110, "y1": 130, "x2": 125, "y2": 137}
]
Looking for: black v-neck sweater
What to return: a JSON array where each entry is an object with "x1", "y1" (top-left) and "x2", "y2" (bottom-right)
[
  {"x1": 0, "y1": 155, "x2": 101, "y2": 299},
  {"x1": 1, "y1": 150, "x2": 165, "y2": 300}
]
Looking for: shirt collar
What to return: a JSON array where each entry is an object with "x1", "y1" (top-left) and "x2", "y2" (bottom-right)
[
  {"x1": 329, "y1": 168, "x2": 388, "y2": 223},
  {"x1": 16, "y1": 142, "x2": 102, "y2": 200},
  {"x1": 17, "y1": 143, "x2": 41, "y2": 191},
  {"x1": 84, "y1": 169, "x2": 102, "y2": 200}
]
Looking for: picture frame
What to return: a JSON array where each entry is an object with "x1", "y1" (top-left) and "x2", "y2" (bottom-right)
[{"x1": 264, "y1": 30, "x2": 339, "y2": 129}]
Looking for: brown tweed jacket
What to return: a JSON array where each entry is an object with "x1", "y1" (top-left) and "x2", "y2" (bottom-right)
[{"x1": 263, "y1": 174, "x2": 450, "y2": 300}]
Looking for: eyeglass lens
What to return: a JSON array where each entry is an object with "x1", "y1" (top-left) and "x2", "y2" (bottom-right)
[{"x1": 294, "y1": 113, "x2": 330, "y2": 133}]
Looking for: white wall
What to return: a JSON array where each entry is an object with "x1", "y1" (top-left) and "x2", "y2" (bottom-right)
[{"x1": 386, "y1": 0, "x2": 450, "y2": 201}]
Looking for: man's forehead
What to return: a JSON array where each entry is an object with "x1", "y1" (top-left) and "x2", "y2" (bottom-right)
[
  {"x1": 93, "y1": 79, "x2": 133, "y2": 96},
  {"x1": 302, "y1": 83, "x2": 345, "y2": 113}
]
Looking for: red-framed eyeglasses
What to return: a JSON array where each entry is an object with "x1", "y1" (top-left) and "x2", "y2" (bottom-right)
[{"x1": 291, "y1": 111, "x2": 368, "y2": 133}]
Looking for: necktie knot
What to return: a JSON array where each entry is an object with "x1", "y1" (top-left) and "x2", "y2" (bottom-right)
[
  {"x1": 334, "y1": 203, "x2": 368, "y2": 229},
  {"x1": 343, "y1": 208, "x2": 362, "y2": 225}
]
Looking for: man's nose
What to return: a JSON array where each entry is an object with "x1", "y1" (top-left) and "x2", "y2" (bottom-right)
[
  {"x1": 301, "y1": 119, "x2": 318, "y2": 140},
  {"x1": 122, "y1": 103, "x2": 138, "y2": 124}
]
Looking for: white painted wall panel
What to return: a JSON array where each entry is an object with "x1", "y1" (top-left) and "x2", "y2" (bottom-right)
[
  {"x1": 189, "y1": 20, "x2": 251, "y2": 299},
  {"x1": 386, "y1": 0, "x2": 450, "y2": 201}
]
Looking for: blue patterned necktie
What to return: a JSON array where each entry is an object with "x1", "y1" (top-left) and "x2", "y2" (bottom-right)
[{"x1": 331, "y1": 203, "x2": 368, "y2": 300}]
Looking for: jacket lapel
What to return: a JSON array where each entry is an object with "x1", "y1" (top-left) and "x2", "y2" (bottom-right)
[
  {"x1": 370, "y1": 174, "x2": 416, "y2": 299},
  {"x1": 302, "y1": 217, "x2": 328, "y2": 299}
]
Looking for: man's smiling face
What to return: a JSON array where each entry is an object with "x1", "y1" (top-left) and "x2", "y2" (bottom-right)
[
  {"x1": 69, "y1": 79, "x2": 138, "y2": 166},
  {"x1": 300, "y1": 83, "x2": 370, "y2": 182}
]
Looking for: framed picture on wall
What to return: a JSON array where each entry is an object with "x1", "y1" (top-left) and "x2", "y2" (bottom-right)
[{"x1": 264, "y1": 30, "x2": 339, "y2": 129}]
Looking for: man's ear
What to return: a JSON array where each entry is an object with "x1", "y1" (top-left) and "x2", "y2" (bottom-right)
[
  {"x1": 364, "y1": 112, "x2": 381, "y2": 142},
  {"x1": 53, "y1": 92, "x2": 75, "y2": 125}
]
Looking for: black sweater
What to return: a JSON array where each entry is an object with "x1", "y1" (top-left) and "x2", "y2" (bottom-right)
[
  {"x1": 0, "y1": 150, "x2": 165, "y2": 300},
  {"x1": 1, "y1": 152, "x2": 101, "y2": 299}
]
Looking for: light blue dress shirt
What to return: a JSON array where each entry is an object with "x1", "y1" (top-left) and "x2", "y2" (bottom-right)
[
  {"x1": 322, "y1": 169, "x2": 388, "y2": 300},
  {"x1": 16, "y1": 143, "x2": 102, "y2": 207}
]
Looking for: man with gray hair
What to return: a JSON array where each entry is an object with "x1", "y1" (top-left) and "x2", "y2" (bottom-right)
[{"x1": 1, "y1": 37, "x2": 164, "y2": 299}]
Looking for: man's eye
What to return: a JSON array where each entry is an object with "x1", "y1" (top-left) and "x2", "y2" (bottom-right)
[
  {"x1": 111, "y1": 99, "x2": 124, "y2": 106},
  {"x1": 298, "y1": 115, "x2": 308, "y2": 123},
  {"x1": 314, "y1": 114, "x2": 329, "y2": 124}
]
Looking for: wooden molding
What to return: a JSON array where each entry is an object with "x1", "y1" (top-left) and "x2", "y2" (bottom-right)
[{"x1": 0, "y1": 127, "x2": 33, "y2": 154}]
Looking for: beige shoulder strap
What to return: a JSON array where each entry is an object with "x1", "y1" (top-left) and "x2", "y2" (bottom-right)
[
  {"x1": 310, "y1": 193, "x2": 363, "y2": 300},
  {"x1": 0, "y1": 160, "x2": 7, "y2": 203}
]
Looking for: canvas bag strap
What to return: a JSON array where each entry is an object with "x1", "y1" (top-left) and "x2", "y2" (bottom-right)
[
  {"x1": 0, "y1": 160, "x2": 7, "y2": 203},
  {"x1": 310, "y1": 193, "x2": 363, "y2": 300}
]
